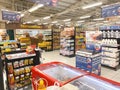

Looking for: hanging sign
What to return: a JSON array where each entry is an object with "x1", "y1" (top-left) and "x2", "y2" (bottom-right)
[
  {"x1": 2, "y1": 11, "x2": 21, "y2": 21},
  {"x1": 28, "y1": 0, "x2": 58, "y2": 6},
  {"x1": 102, "y1": 3, "x2": 120, "y2": 18}
]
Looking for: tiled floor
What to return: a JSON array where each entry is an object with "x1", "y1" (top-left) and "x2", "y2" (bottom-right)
[{"x1": 42, "y1": 50, "x2": 120, "y2": 83}]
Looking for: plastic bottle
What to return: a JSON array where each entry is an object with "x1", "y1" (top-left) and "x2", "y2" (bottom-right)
[
  {"x1": 107, "y1": 31, "x2": 110, "y2": 38},
  {"x1": 103, "y1": 31, "x2": 106, "y2": 38},
  {"x1": 115, "y1": 30, "x2": 119, "y2": 38},
  {"x1": 111, "y1": 30, "x2": 114, "y2": 38},
  {"x1": 38, "y1": 79, "x2": 46, "y2": 90}
]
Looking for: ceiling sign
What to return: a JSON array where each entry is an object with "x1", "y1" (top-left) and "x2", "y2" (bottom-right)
[
  {"x1": 28, "y1": 0, "x2": 58, "y2": 6},
  {"x1": 2, "y1": 11, "x2": 21, "y2": 21},
  {"x1": 102, "y1": 3, "x2": 120, "y2": 18}
]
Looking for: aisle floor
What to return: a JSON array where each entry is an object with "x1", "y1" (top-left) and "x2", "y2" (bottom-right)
[{"x1": 42, "y1": 50, "x2": 120, "y2": 83}]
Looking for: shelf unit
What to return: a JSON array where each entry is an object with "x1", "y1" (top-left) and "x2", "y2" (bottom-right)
[
  {"x1": 0, "y1": 40, "x2": 18, "y2": 53},
  {"x1": 38, "y1": 30, "x2": 53, "y2": 51},
  {"x1": 52, "y1": 27, "x2": 60, "y2": 50},
  {"x1": 100, "y1": 26, "x2": 120, "y2": 70},
  {"x1": 60, "y1": 27, "x2": 75, "y2": 57},
  {"x1": 4, "y1": 50, "x2": 38, "y2": 90},
  {"x1": 75, "y1": 27, "x2": 86, "y2": 51}
]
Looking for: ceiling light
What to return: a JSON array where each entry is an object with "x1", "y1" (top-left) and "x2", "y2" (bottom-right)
[
  {"x1": 20, "y1": 13, "x2": 25, "y2": 17},
  {"x1": 77, "y1": 20, "x2": 85, "y2": 23},
  {"x1": 93, "y1": 18, "x2": 104, "y2": 21},
  {"x1": 43, "y1": 23, "x2": 48, "y2": 25},
  {"x1": 1, "y1": 9, "x2": 9, "y2": 11},
  {"x1": 33, "y1": 19, "x2": 40, "y2": 22},
  {"x1": 52, "y1": 21, "x2": 58, "y2": 23},
  {"x1": 28, "y1": 4, "x2": 44, "y2": 12},
  {"x1": 43, "y1": 16, "x2": 51, "y2": 20},
  {"x1": 82, "y1": 2, "x2": 102, "y2": 9},
  {"x1": 80, "y1": 15, "x2": 91, "y2": 19},
  {"x1": 65, "y1": 22, "x2": 71, "y2": 24},
  {"x1": 63, "y1": 19, "x2": 71, "y2": 22},
  {"x1": 103, "y1": 21, "x2": 108, "y2": 23},
  {"x1": 26, "y1": 21, "x2": 32, "y2": 24},
  {"x1": 23, "y1": 22, "x2": 26, "y2": 24}
]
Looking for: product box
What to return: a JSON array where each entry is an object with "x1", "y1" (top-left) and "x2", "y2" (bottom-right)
[{"x1": 76, "y1": 49, "x2": 101, "y2": 75}]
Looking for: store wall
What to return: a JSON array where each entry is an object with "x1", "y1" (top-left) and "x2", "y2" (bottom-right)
[{"x1": 7, "y1": 30, "x2": 14, "y2": 40}]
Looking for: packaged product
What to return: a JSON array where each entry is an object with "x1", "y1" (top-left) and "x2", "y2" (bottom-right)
[
  {"x1": 24, "y1": 59, "x2": 29, "y2": 65},
  {"x1": 14, "y1": 69, "x2": 20, "y2": 76},
  {"x1": 7, "y1": 63, "x2": 14, "y2": 74},
  {"x1": 25, "y1": 73, "x2": 30, "y2": 79},
  {"x1": 13, "y1": 61, "x2": 19, "y2": 68},
  {"x1": 19, "y1": 68, "x2": 25, "y2": 75},
  {"x1": 19, "y1": 60, "x2": 24, "y2": 67},
  {"x1": 8, "y1": 74, "x2": 15, "y2": 85},
  {"x1": 25, "y1": 67, "x2": 31, "y2": 73},
  {"x1": 15, "y1": 76, "x2": 19, "y2": 83},
  {"x1": 29, "y1": 59, "x2": 34, "y2": 65}
]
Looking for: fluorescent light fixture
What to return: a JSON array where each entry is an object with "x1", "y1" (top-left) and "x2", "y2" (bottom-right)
[
  {"x1": 103, "y1": 21, "x2": 108, "y2": 23},
  {"x1": 65, "y1": 22, "x2": 71, "y2": 24},
  {"x1": 82, "y1": 2, "x2": 102, "y2": 9},
  {"x1": 43, "y1": 16, "x2": 51, "y2": 20},
  {"x1": 43, "y1": 23, "x2": 48, "y2": 25},
  {"x1": 77, "y1": 20, "x2": 85, "y2": 23},
  {"x1": 20, "y1": 13, "x2": 25, "y2": 17},
  {"x1": 18, "y1": 12, "x2": 21, "y2": 13},
  {"x1": 28, "y1": 4, "x2": 44, "y2": 12},
  {"x1": 33, "y1": 19, "x2": 40, "y2": 22},
  {"x1": 52, "y1": 21, "x2": 58, "y2": 23},
  {"x1": 26, "y1": 21, "x2": 32, "y2": 24},
  {"x1": 93, "y1": 18, "x2": 104, "y2": 21},
  {"x1": 63, "y1": 19, "x2": 71, "y2": 22},
  {"x1": 1, "y1": 9, "x2": 9, "y2": 11},
  {"x1": 80, "y1": 15, "x2": 91, "y2": 19},
  {"x1": 23, "y1": 22, "x2": 26, "y2": 24}
]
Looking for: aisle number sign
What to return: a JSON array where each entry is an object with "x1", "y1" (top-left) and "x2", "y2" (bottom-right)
[{"x1": 28, "y1": 0, "x2": 58, "y2": 6}]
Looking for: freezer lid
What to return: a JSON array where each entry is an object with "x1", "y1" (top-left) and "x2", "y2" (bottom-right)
[
  {"x1": 35, "y1": 62, "x2": 87, "y2": 84},
  {"x1": 68, "y1": 75, "x2": 120, "y2": 90}
]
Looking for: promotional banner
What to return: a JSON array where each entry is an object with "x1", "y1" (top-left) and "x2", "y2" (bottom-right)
[
  {"x1": 86, "y1": 31, "x2": 102, "y2": 52},
  {"x1": 2, "y1": 11, "x2": 20, "y2": 21},
  {"x1": 28, "y1": 0, "x2": 58, "y2": 6},
  {"x1": 102, "y1": 3, "x2": 120, "y2": 18}
]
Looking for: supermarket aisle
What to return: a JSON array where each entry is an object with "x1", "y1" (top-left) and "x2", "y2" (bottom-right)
[{"x1": 42, "y1": 50, "x2": 120, "y2": 83}]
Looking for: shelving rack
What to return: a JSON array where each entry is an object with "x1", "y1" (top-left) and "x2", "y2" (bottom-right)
[
  {"x1": 52, "y1": 27, "x2": 60, "y2": 50},
  {"x1": 60, "y1": 27, "x2": 75, "y2": 57},
  {"x1": 75, "y1": 27, "x2": 86, "y2": 51},
  {"x1": 4, "y1": 50, "x2": 39, "y2": 90},
  {"x1": 38, "y1": 30, "x2": 53, "y2": 51},
  {"x1": 100, "y1": 26, "x2": 120, "y2": 70},
  {"x1": 0, "y1": 40, "x2": 18, "y2": 53}
]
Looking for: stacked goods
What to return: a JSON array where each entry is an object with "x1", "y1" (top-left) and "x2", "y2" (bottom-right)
[{"x1": 60, "y1": 27, "x2": 75, "y2": 57}]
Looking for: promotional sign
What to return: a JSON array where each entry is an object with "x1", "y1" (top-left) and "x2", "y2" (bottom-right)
[
  {"x1": 86, "y1": 31, "x2": 102, "y2": 52},
  {"x1": 28, "y1": 0, "x2": 58, "y2": 6},
  {"x1": 102, "y1": 3, "x2": 120, "y2": 18},
  {"x1": 2, "y1": 11, "x2": 20, "y2": 21}
]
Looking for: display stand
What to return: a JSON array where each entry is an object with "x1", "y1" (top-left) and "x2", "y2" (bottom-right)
[
  {"x1": 100, "y1": 26, "x2": 120, "y2": 71},
  {"x1": 60, "y1": 27, "x2": 75, "y2": 57},
  {"x1": 76, "y1": 49, "x2": 101, "y2": 75},
  {"x1": 4, "y1": 50, "x2": 40, "y2": 90},
  {"x1": 52, "y1": 26, "x2": 60, "y2": 50},
  {"x1": 75, "y1": 27, "x2": 86, "y2": 51}
]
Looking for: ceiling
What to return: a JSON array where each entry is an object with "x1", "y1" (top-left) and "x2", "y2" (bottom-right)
[{"x1": 0, "y1": 0, "x2": 119, "y2": 25}]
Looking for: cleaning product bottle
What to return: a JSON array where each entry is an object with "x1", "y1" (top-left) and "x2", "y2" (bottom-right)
[{"x1": 38, "y1": 79, "x2": 46, "y2": 90}]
